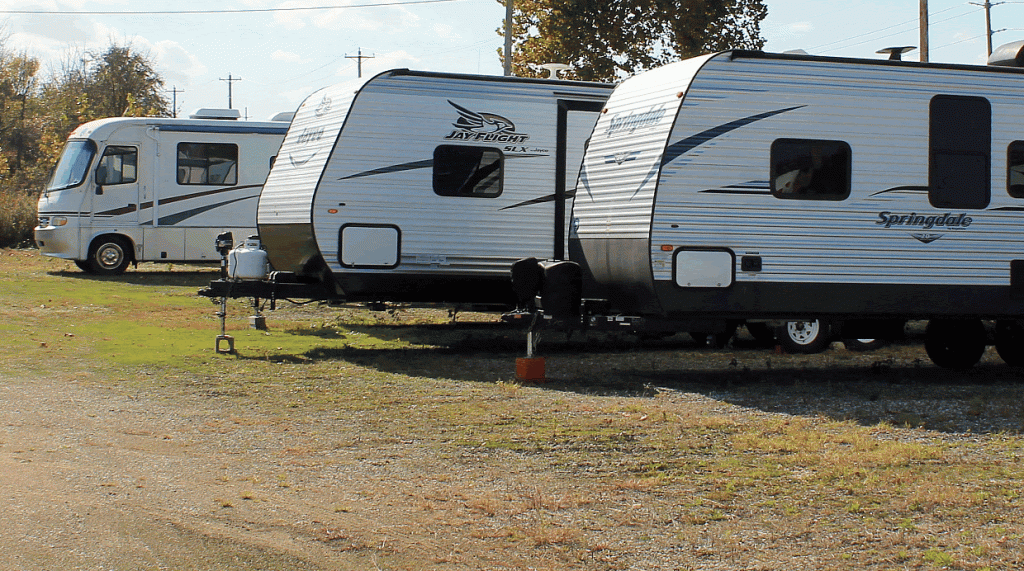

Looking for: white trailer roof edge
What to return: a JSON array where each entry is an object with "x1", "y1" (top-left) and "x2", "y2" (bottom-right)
[{"x1": 726, "y1": 48, "x2": 1024, "y2": 76}]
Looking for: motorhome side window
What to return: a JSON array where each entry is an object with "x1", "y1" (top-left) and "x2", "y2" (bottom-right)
[
  {"x1": 929, "y1": 95, "x2": 991, "y2": 209},
  {"x1": 96, "y1": 145, "x2": 137, "y2": 185},
  {"x1": 1008, "y1": 142, "x2": 1024, "y2": 198},
  {"x1": 770, "y1": 139, "x2": 851, "y2": 200},
  {"x1": 432, "y1": 145, "x2": 503, "y2": 198},
  {"x1": 176, "y1": 143, "x2": 239, "y2": 185}
]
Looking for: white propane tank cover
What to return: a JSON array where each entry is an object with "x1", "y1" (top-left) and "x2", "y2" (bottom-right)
[{"x1": 227, "y1": 235, "x2": 270, "y2": 280}]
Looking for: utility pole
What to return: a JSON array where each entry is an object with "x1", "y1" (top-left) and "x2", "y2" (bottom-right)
[
  {"x1": 345, "y1": 48, "x2": 375, "y2": 78},
  {"x1": 919, "y1": 0, "x2": 929, "y2": 62},
  {"x1": 503, "y1": 0, "x2": 513, "y2": 76},
  {"x1": 167, "y1": 86, "x2": 184, "y2": 117},
  {"x1": 219, "y1": 74, "x2": 241, "y2": 109},
  {"x1": 970, "y1": 1, "x2": 1004, "y2": 55}
]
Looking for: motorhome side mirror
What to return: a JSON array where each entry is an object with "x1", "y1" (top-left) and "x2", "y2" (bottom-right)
[{"x1": 95, "y1": 165, "x2": 107, "y2": 194}]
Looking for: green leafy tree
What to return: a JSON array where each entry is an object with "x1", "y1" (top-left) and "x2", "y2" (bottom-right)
[
  {"x1": 498, "y1": 0, "x2": 768, "y2": 81},
  {"x1": 87, "y1": 42, "x2": 169, "y2": 118},
  {"x1": 0, "y1": 38, "x2": 170, "y2": 246}
]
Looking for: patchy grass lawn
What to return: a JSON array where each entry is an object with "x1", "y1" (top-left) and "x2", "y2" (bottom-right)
[{"x1": 3, "y1": 248, "x2": 1024, "y2": 570}]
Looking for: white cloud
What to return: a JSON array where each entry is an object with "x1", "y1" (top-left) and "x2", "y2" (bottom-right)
[
  {"x1": 152, "y1": 40, "x2": 208, "y2": 83},
  {"x1": 271, "y1": 49, "x2": 305, "y2": 64},
  {"x1": 433, "y1": 23, "x2": 459, "y2": 41},
  {"x1": 271, "y1": 0, "x2": 420, "y2": 32}
]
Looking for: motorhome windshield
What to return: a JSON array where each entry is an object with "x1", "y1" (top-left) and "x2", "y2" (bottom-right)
[{"x1": 46, "y1": 139, "x2": 97, "y2": 192}]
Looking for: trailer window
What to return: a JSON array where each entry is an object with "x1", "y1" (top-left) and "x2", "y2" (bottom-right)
[
  {"x1": 929, "y1": 95, "x2": 991, "y2": 209},
  {"x1": 770, "y1": 139, "x2": 851, "y2": 200},
  {"x1": 433, "y1": 145, "x2": 503, "y2": 198},
  {"x1": 96, "y1": 145, "x2": 137, "y2": 185},
  {"x1": 177, "y1": 143, "x2": 238, "y2": 185},
  {"x1": 1008, "y1": 142, "x2": 1024, "y2": 198}
]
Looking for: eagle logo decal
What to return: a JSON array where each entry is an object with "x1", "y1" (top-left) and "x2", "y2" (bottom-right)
[{"x1": 443, "y1": 101, "x2": 530, "y2": 143}]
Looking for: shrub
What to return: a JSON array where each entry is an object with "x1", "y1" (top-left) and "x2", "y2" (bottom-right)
[{"x1": 0, "y1": 186, "x2": 39, "y2": 248}]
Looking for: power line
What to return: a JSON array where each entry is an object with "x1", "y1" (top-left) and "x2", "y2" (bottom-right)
[
  {"x1": 0, "y1": 0, "x2": 458, "y2": 15},
  {"x1": 812, "y1": 7, "x2": 976, "y2": 53}
]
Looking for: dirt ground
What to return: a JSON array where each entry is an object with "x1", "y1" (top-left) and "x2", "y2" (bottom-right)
[
  {"x1": 1, "y1": 366, "x2": 650, "y2": 571},
  {"x1": 3, "y1": 355, "x2": 1024, "y2": 571}
]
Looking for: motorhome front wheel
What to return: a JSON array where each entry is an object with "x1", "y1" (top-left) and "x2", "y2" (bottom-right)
[{"x1": 87, "y1": 237, "x2": 132, "y2": 275}]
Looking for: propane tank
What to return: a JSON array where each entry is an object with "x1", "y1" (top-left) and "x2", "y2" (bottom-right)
[{"x1": 227, "y1": 235, "x2": 269, "y2": 280}]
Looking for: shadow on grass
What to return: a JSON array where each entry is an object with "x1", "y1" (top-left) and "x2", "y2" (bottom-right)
[
  {"x1": 51, "y1": 268, "x2": 219, "y2": 288},
  {"x1": 236, "y1": 325, "x2": 1024, "y2": 434}
]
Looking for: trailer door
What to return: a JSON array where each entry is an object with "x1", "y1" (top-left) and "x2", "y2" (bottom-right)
[{"x1": 555, "y1": 100, "x2": 605, "y2": 259}]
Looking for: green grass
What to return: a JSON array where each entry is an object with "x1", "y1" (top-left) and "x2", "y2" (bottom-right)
[{"x1": 4, "y1": 247, "x2": 1024, "y2": 569}]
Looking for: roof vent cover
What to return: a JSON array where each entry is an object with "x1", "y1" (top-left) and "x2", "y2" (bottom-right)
[
  {"x1": 988, "y1": 40, "x2": 1024, "y2": 67},
  {"x1": 188, "y1": 108, "x2": 242, "y2": 120}
]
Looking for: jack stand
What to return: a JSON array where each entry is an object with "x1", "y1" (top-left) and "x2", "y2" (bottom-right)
[
  {"x1": 249, "y1": 296, "x2": 267, "y2": 330},
  {"x1": 516, "y1": 313, "x2": 546, "y2": 381},
  {"x1": 215, "y1": 296, "x2": 235, "y2": 354}
]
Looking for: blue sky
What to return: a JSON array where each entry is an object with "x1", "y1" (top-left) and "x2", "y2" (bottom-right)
[{"x1": 0, "y1": 0, "x2": 1020, "y2": 121}]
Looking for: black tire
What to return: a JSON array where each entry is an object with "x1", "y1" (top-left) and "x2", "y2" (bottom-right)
[
  {"x1": 924, "y1": 319, "x2": 986, "y2": 370},
  {"x1": 843, "y1": 338, "x2": 889, "y2": 352},
  {"x1": 995, "y1": 320, "x2": 1024, "y2": 367},
  {"x1": 689, "y1": 322, "x2": 738, "y2": 349},
  {"x1": 776, "y1": 319, "x2": 832, "y2": 354},
  {"x1": 86, "y1": 236, "x2": 132, "y2": 275}
]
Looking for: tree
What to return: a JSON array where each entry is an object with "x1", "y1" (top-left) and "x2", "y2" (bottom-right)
[
  {"x1": 0, "y1": 29, "x2": 41, "y2": 173},
  {"x1": 87, "y1": 42, "x2": 169, "y2": 118},
  {"x1": 497, "y1": 0, "x2": 768, "y2": 81}
]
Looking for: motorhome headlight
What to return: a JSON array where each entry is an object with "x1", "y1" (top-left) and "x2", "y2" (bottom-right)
[{"x1": 51, "y1": 216, "x2": 68, "y2": 227}]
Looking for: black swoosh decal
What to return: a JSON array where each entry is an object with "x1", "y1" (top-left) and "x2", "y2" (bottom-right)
[
  {"x1": 339, "y1": 159, "x2": 434, "y2": 180},
  {"x1": 338, "y1": 154, "x2": 547, "y2": 181},
  {"x1": 157, "y1": 196, "x2": 255, "y2": 226},
  {"x1": 500, "y1": 189, "x2": 578, "y2": 211},
  {"x1": 95, "y1": 204, "x2": 138, "y2": 216},
  {"x1": 660, "y1": 106, "x2": 805, "y2": 167},
  {"x1": 868, "y1": 186, "x2": 929, "y2": 197}
]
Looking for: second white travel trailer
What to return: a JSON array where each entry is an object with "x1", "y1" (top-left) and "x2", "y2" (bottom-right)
[
  {"x1": 35, "y1": 109, "x2": 289, "y2": 274},
  {"x1": 512, "y1": 45, "x2": 1024, "y2": 369},
  {"x1": 235, "y1": 69, "x2": 613, "y2": 307}
]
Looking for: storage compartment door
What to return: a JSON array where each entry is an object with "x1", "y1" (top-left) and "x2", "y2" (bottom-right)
[
  {"x1": 339, "y1": 224, "x2": 400, "y2": 268},
  {"x1": 674, "y1": 249, "x2": 734, "y2": 288}
]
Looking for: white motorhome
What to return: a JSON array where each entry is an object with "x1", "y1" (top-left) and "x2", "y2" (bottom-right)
[
  {"x1": 514, "y1": 45, "x2": 1024, "y2": 369},
  {"x1": 35, "y1": 109, "x2": 289, "y2": 274},
  {"x1": 251, "y1": 69, "x2": 612, "y2": 307}
]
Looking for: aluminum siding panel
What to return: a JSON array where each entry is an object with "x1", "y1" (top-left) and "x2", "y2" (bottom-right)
[
  {"x1": 310, "y1": 75, "x2": 611, "y2": 279},
  {"x1": 648, "y1": 54, "x2": 1024, "y2": 288}
]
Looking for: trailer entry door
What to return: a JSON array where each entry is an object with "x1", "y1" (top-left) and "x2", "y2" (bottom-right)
[{"x1": 929, "y1": 95, "x2": 991, "y2": 209}]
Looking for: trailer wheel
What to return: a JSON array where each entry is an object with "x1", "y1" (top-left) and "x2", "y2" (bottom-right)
[
  {"x1": 86, "y1": 236, "x2": 132, "y2": 275},
  {"x1": 689, "y1": 322, "x2": 738, "y2": 349},
  {"x1": 995, "y1": 320, "x2": 1024, "y2": 367},
  {"x1": 924, "y1": 319, "x2": 986, "y2": 370},
  {"x1": 843, "y1": 338, "x2": 888, "y2": 352},
  {"x1": 776, "y1": 319, "x2": 832, "y2": 354}
]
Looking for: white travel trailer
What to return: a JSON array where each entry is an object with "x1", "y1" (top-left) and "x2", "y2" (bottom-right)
[
  {"x1": 247, "y1": 69, "x2": 612, "y2": 307},
  {"x1": 35, "y1": 109, "x2": 289, "y2": 274},
  {"x1": 514, "y1": 46, "x2": 1024, "y2": 369}
]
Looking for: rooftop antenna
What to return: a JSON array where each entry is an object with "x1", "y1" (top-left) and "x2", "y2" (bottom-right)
[
  {"x1": 539, "y1": 63, "x2": 570, "y2": 79},
  {"x1": 877, "y1": 46, "x2": 916, "y2": 61}
]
